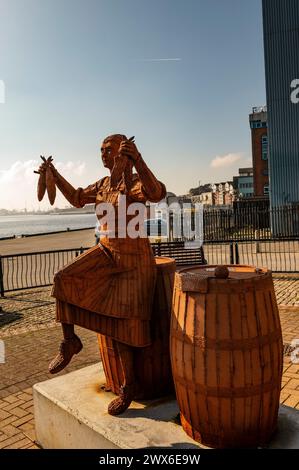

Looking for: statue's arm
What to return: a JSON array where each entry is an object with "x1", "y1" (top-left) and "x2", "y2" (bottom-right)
[
  {"x1": 52, "y1": 167, "x2": 82, "y2": 207},
  {"x1": 134, "y1": 155, "x2": 166, "y2": 202},
  {"x1": 40, "y1": 163, "x2": 97, "y2": 208},
  {"x1": 118, "y1": 139, "x2": 166, "y2": 202}
]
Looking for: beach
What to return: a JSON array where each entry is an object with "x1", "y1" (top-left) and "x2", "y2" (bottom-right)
[{"x1": 0, "y1": 228, "x2": 96, "y2": 255}]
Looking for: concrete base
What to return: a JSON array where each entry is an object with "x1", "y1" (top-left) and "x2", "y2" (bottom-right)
[{"x1": 33, "y1": 363, "x2": 299, "y2": 449}]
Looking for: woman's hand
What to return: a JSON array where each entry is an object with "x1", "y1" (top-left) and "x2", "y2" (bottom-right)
[
  {"x1": 118, "y1": 138, "x2": 141, "y2": 163},
  {"x1": 35, "y1": 156, "x2": 57, "y2": 205},
  {"x1": 38, "y1": 156, "x2": 57, "y2": 177}
]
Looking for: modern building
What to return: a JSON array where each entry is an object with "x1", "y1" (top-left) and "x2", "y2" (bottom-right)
[
  {"x1": 249, "y1": 107, "x2": 269, "y2": 197},
  {"x1": 233, "y1": 168, "x2": 254, "y2": 199},
  {"x1": 262, "y1": 0, "x2": 299, "y2": 208}
]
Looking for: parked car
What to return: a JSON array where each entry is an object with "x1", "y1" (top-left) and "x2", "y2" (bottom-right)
[{"x1": 144, "y1": 218, "x2": 168, "y2": 237}]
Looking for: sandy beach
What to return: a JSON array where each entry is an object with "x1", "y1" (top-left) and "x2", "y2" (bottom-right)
[{"x1": 0, "y1": 229, "x2": 96, "y2": 256}]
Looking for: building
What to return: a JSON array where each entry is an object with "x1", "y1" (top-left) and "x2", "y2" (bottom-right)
[
  {"x1": 249, "y1": 107, "x2": 269, "y2": 197},
  {"x1": 262, "y1": 0, "x2": 299, "y2": 207},
  {"x1": 191, "y1": 182, "x2": 235, "y2": 206},
  {"x1": 195, "y1": 190, "x2": 214, "y2": 206},
  {"x1": 233, "y1": 168, "x2": 254, "y2": 199}
]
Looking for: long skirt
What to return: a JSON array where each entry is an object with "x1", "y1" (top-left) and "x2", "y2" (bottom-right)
[{"x1": 52, "y1": 238, "x2": 157, "y2": 347}]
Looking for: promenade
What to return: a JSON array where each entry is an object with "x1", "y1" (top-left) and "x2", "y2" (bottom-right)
[
  {"x1": 0, "y1": 280, "x2": 299, "y2": 449},
  {"x1": 0, "y1": 229, "x2": 96, "y2": 255}
]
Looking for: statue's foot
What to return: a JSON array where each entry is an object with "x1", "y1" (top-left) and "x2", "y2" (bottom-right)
[
  {"x1": 108, "y1": 385, "x2": 134, "y2": 416},
  {"x1": 48, "y1": 335, "x2": 83, "y2": 374}
]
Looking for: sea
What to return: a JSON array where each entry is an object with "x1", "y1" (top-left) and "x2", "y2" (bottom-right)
[{"x1": 0, "y1": 213, "x2": 98, "y2": 239}]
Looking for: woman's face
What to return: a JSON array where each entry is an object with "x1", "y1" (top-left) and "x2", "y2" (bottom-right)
[{"x1": 101, "y1": 139, "x2": 120, "y2": 170}]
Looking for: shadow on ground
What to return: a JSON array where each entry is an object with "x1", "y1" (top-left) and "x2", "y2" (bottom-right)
[{"x1": 0, "y1": 310, "x2": 22, "y2": 326}]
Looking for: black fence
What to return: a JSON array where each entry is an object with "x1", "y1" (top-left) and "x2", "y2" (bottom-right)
[
  {"x1": 1, "y1": 238, "x2": 298, "y2": 296},
  {"x1": 0, "y1": 248, "x2": 88, "y2": 295},
  {"x1": 204, "y1": 239, "x2": 299, "y2": 273},
  {"x1": 203, "y1": 205, "x2": 299, "y2": 240},
  {"x1": 0, "y1": 242, "x2": 207, "y2": 296}
]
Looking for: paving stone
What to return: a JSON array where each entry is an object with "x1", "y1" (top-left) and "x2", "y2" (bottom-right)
[
  {"x1": 20, "y1": 426, "x2": 36, "y2": 442},
  {"x1": 0, "y1": 410, "x2": 10, "y2": 421},
  {"x1": 0, "y1": 285, "x2": 299, "y2": 448},
  {"x1": 2, "y1": 400, "x2": 25, "y2": 412},
  {"x1": 2, "y1": 395, "x2": 20, "y2": 404},
  {"x1": 9, "y1": 406, "x2": 30, "y2": 418},
  {"x1": 0, "y1": 433, "x2": 24, "y2": 449},
  {"x1": 0, "y1": 416, "x2": 19, "y2": 428},
  {"x1": 3, "y1": 436, "x2": 32, "y2": 449},
  {"x1": 283, "y1": 379, "x2": 299, "y2": 390},
  {"x1": 11, "y1": 414, "x2": 35, "y2": 427},
  {"x1": 1, "y1": 423, "x2": 22, "y2": 437},
  {"x1": 283, "y1": 396, "x2": 299, "y2": 408},
  {"x1": 20, "y1": 401, "x2": 34, "y2": 411}
]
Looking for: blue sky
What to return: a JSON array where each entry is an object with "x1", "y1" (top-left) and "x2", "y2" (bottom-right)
[{"x1": 0, "y1": 0, "x2": 266, "y2": 209}]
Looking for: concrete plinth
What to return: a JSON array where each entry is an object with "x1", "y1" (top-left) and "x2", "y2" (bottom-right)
[{"x1": 33, "y1": 363, "x2": 299, "y2": 449}]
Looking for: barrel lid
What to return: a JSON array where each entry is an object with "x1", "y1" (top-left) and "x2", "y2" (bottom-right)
[
  {"x1": 155, "y1": 256, "x2": 176, "y2": 265},
  {"x1": 155, "y1": 257, "x2": 176, "y2": 272},
  {"x1": 176, "y1": 265, "x2": 271, "y2": 293}
]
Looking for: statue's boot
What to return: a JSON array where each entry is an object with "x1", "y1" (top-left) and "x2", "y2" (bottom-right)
[
  {"x1": 48, "y1": 335, "x2": 83, "y2": 374},
  {"x1": 108, "y1": 384, "x2": 134, "y2": 416}
]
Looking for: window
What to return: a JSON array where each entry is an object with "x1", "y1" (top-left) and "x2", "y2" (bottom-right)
[
  {"x1": 264, "y1": 185, "x2": 269, "y2": 195},
  {"x1": 262, "y1": 135, "x2": 268, "y2": 160},
  {"x1": 251, "y1": 121, "x2": 267, "y2": 129}
]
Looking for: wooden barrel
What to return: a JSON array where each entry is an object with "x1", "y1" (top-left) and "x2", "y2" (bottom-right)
[
  {"x1": 98, "y1": 256, "x2": 176, "y2": 399},
  {"x1": 170, "y1": 264, "x2": 283, "y2": 448}
]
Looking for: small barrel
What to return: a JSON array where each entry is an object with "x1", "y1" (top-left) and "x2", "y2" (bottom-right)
[
  {"x1": 170, "y1": 264, "x2": 283, "y2": 448},
  {"x1": 98, "y1": 256, "x2": 176, "y2": 399}
]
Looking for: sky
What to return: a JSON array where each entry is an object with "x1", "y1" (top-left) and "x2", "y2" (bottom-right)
[{"x1": 0, "y1": 0, "x2": 266, "y2": 210}]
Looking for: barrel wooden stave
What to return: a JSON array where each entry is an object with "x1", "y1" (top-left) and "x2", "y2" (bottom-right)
[
  {"x1": 171, "y1": 265, "x2": 283, "y2": 448},
  {"x1": 98, "y1": 256, "x2": 176, "y2": 399}
]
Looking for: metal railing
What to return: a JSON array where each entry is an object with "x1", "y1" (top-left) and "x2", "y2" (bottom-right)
[
  {"x1": 0, "y1": 247, "x2": 88, "y2": 295},
  {"x1": 203, "y1": 205, "x2": 299, "y2": 241},
  {"x1": 0, "y1": 242, "x2": 207, "y2": 296},
  {"x1": 204, "y1": 239, "x2": 299, "y2": 273},
  {"x1": 1, "y1": 237, "x2": 298, "y2": 296},
  {"x1": 252, "y1": 105, "x2": 267, "y2": 114}
]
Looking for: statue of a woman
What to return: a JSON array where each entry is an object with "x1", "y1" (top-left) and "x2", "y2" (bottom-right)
[{"x1": 38, "y1": 134, "x2": 166, "y2": 415}]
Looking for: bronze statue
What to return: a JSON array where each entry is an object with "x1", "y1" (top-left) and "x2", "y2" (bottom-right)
[{"x1": 37, "y1": 134, "x2": 166, "y2": 415}]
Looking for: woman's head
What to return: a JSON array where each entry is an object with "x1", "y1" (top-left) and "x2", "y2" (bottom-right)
[{"x1": 101, "y1": 134, "x2": 127, "y2": 170}]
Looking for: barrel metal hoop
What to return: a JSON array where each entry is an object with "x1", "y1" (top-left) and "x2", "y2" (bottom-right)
[
  {"x1": 175, "y1": 274, "x2": 209, "y2": 293},
  {"x1": 174, "y1": 375, "x2": 280, "y2": 398},
  {"x1": 175, "y1": 272, "x2": 274, "y2": 294},
  {"x1": 171, "y1": 328, "x2": 283, "y2": 351}
]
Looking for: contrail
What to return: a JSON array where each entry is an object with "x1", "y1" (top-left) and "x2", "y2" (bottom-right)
[{"x1": 138, "y1": 58, "x2": 181, "y2": 62}]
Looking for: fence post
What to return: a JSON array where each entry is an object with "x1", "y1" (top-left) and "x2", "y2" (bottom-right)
[
  {"x1": 255, "y1": 229, "x2": 261, "y2": 254},
  {"x1": 234, "y1": 243, "x2": 240, "y2": 265},
  {"x1": 230, "y1": 243, "x2": 234, "y2": 264},
  {"x1": 80, "y1": 247, "x2": 84, "y2": 255},
  {"x1": 157, "y1": 243, "x2": 161, "y2": 256},
  {"x1": 0, "y1": 255, "x2": 4, "y2": 297}
]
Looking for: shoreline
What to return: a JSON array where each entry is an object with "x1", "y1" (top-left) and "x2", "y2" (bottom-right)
[
  {"x1": 0, "y1": 226, "x2": 95, "y2": 242},
  {"x1": 0, "y1": 228, "x2": 96, "y2": 255}
]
